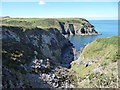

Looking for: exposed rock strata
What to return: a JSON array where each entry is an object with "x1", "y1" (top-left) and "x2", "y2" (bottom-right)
[
  {"x1": 2, "y1": 25, "x2": 76, "y2": 88},
  {"x1": 58, "y1": 21, "x2": 101, "y2": 36},
  {"x1": 2, "y1": 18, "x2": 101, "y2": 36}
]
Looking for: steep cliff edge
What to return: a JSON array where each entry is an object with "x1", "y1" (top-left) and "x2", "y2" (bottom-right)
[
  {"x1": 1, "y1": 18, "x2": 104, "y2": 88},
  {"x1": 2, "y1": 25, "x2": 76, "y2": 88},
  {"x1": 2, "y1": 18, "x2": 101, "y2": 36},
  {"x1": 58, "y1": 20, "x2": 100, "y2": 36}
]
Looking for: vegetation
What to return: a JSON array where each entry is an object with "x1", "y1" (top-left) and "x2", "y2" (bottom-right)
[
  {"x1": 70, "y1": 36, "x2": 119, "y2": 88},
  {"x1": 2, "y1": 17, "x2": 119, "y2": 88},
  {"x1": 1, "y1": 18, "x2": 89, "y2": 30},
  {"x1": 81, "y1": 36, "x2": 119, "y2": 65},
  {"x1": 2, "y1": 41, "x2": 35, "y2": 73}
]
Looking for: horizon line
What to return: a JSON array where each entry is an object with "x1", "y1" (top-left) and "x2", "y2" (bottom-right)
[{"x1": 0, "y1": 16, "x2": 118, "y2": 20}]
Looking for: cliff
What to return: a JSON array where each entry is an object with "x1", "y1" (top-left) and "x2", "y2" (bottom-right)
[
  {"x1": 2, "y1": 25, "x2": 76, "y2": 88},
  {"x1": 1, "y1": 19, "x2": 119, "y2": 88},
  {"x1": 2, "y1": 18, "x2": 101, "y2": 36},
  {"x1": 71, "y1": 36, "x2": 119, "y2": 88},
  {"x1": 2, "y1": 18, "x2": 109, "y2": 88}
]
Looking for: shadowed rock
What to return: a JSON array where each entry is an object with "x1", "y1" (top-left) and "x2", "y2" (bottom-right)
[
  {"x1": 1, "y1": 25, "x2": 75, "y2": 88},
  {"x1": 68, "y1": 24, "x2": 75, "y2": 35},
  {"x1": 58, "y1": 22, "x2": 67, "y2": 35}
]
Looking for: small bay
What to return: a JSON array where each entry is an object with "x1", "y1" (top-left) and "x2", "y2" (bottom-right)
[{"x1": 68, "y1": 20, "x2": 118, "y2": 51}]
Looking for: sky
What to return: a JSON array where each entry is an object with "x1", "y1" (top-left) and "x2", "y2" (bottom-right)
[
  {"x1": 1, "y1": 1, "x2": 118, "y2": 20},
  {"x1": 1, "y1": 0, "x2": 120, "y2": 2}
]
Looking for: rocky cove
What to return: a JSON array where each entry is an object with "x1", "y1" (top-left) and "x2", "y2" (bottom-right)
[
  {"x1": 1, "y1": 18, "x2": 103, "y2": 88},
  {"x1": 2, "y1": 25, "x2": 78, "y2": 88}
]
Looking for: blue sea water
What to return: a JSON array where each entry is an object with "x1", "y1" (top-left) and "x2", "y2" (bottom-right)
[{"x1": 68, "y1": 20, "x2": 118, "y2": 51}]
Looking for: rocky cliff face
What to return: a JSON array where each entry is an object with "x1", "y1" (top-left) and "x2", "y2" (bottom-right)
[
  {"x1": 2, "y1": 25, "x2": 76, "y2": 88},
  {"x1": 58, "y1": 21, "x2": 101, "y2": 36},
  {"x1": 1, "y1": 18, "x2": 102, "y2": 88},
  {"x1": 2, "y1": 18, "x2": 101, "y2": 36}
]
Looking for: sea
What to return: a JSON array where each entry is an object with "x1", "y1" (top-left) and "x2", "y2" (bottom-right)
[{"x1": 68, "y1": 20, "x2": 118, "y2": 51}]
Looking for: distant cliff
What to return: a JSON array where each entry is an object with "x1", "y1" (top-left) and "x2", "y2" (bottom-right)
[
  {"x1": 2, "y1": 18, "x2": 101, "y2": 36},
  {"x1": 58, "y1": 20, "x2": 101, "y2": 36}
]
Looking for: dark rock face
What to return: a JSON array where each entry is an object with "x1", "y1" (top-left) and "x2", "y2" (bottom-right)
[
  {"x1": 2, "y1": 66, "x2": 32, "y2": 88},
  {"x1": 81, "y1": 28, "x2": 86, "y2": 33},
  {"x1": 68, "y1": 24, "x2": 75, "y2": 35},
  {"x1": 58, "y1": 22, "x2": 67, "y2": 35},
  {"x1": 2, "y1": 26, "x2": 73, "y2": 63},
  {"x1": 58, "y1": 21, "x2": 101, "y2": 36},
  {"x1": 2, "y1": 25, "x2": 75, "y2": 88}
]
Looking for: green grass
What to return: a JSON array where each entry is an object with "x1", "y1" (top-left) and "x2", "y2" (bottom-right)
[
  {"x1": 88, "y1": 72, "x2": 117, "y2": 88},
  {"x1": 70, "y1": 36, "x2": 119, "y2": 88},
  {"x1": 1, "y1": 18, "x2": 89, "y2": 30},
  {"x1": 81, "y1": 36, "x2": 119, "y2": 62},
  {"x1": 71, "y1": 64, "x2": 97, "y2": 77}
]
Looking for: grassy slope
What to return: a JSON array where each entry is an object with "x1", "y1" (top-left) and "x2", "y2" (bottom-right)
[
  {"x1": 81, "y1": 36, "x2": 119, "y2": 61},
  {"x1": 70, "y1": 36, "x2": 119, "y2": 88},
  {"x1": 1, "y1": 18, "x2": 88, "y2": 30}
]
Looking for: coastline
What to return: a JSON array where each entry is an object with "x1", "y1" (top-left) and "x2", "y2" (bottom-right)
[{"x1": 64, "y1": 33, "x2": 102, "y2": 38}]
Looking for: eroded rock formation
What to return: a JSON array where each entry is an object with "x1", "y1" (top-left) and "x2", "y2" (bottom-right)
[
  {"x1": 2, "y1": 18, "x2": 101, "y2": 36},
  {"x1": 2, "y1": 25, "x2": 76, "y2": 88},
  {"x1": 1, "y1": 18, "x2": 102, "y2": 88},
  {"x1": 58, "y1": 21, "x2": 101, "y2": 36}
]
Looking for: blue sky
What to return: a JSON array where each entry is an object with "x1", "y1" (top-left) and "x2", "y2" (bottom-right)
[{"x1": 1, "y1": 2, "x2": 118, "y2": 20}]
